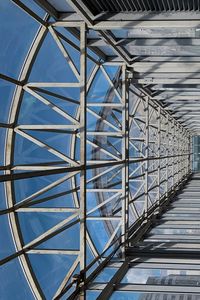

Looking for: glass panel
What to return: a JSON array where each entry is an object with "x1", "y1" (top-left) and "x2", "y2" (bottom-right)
[
  {"x1": 18, "y1": 91, "x2": 77, "y2": 125},
  {"x1": 0, "y1": 128, "x2": 6, "y2": 166},
  {"x1": 0, "y1": 0, "x2": 40, "y2": 79},
  {"x1": 21, "y1": 0, "x2": 46, "y2": 18},
  {"x1": 110, "y1": 291, "x2": 198, "y2": 300},
  {"x1": 93, "y1": 267, "x2": 117, "y2": 282},
  {"x1": 0, "y1": 79, "x2": 15, "y2": 123},
  {"x1": 193, "y1": 136, "x2": 200, "y2": 172},
  {"x1": 0, "y1": 215, "x2": 15, "y2": 259},
  {"x1": 28, "y1": 254, "x2": 77, "y2": 299},
  {"x1": 86, "y1": 291, "x2": 101, "y2": 299},
  {"x1": 14, "y1": 174, "x2": 66, "y2": 203},
  {"x1": 0, "y1": 182, "x2": 6, "y2": 209},
  {"x1": 87, "y1": 68, "x2": 121, "y2": 104},
  {"x1": 86, "y1": 219, "x2": 120, "y2": 254},
  {"x1": 122, "y1": 268, "x2": 200, "y2": 286},
  {"x1": 14, "y1": 133, "x2": 63, "y2": 165},
  {"x1": 29, "y1": 32, "x2": 78, "y2": 83},
  {"x1": 38, "y1": 223, "x2": 80, "y2": 250},
  {"x1": 18, "y1": 211, "x2": 73, "y2": 244},
  {"x1": 0, "y1": 258, "x2": 34, "y2": 299}
]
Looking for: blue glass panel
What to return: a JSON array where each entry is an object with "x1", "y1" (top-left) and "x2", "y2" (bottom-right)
[
  {"x1": 86, "y1": 243, "x2": 96, "y2": 267},
  {"x1": 30, "y1": 179, "x2": 75, "y2": 208},
  {"x1": 87, "y1": 59, "x2": 96, "y2": 80},
  {"x1": 29, "y1": 33, "x2": 78, "y2": 83},
  {"x1": 36, "y1": 86, "x2": 80, "y2": 103},
  {"x1": 86, "y1": 219, "x2": 120, "y2": 253},
  {"x1": 0, "y1": 182, "x2": 6, "y2": 209},
  {"x1": 0, "y1": 215, "x2": 15, "y2": 259},
  {"x1": 18, "y1": 211, "x2": 73, "y2": 244},
  {"x1": 104, "y1": 65, "x2": 120, "y2": 81},
  {"x1": 62, "y1": 40, "x2": 80, "y2": 72},
  {"x1": 54, "y1": 27, "x2": 80, "y2": 48},
  {"x1": 0, "y1": 79, "x2": 15, "y2": 122},
  {"x1": 85, "y1": 244, "x2": 99, "y2": 278},
  {"x1": 0, "y1": 258, "x2": 34, "y2": 300},
  {"x1": 14, "y1": 174, "x2": 65, "y2": 203},
  {"x1": 21, "y1": 0, "x2": 46, "y2": 18},
  {"x1": 87, "y1": 48, "x2": 100, "y2": 61},
  {"x1": 86, "y1": 111, "x2": 102, "y2": 130},
  {"x1": 86, "y1": 291, "x2": 101, "y2": 299},
  {"x1": 86, "y1": 191, "x2": 121, "y2": 216},
  {"x1": 94, "y1": 267, "x2": 117, "y2": 282},
  {"x1": 14, "y1": 133, "x2": 63, "y2": 164},
  {"x1": 18, "y1": 91, "x2": 76, "y2": 125},
  {"x1": 62, "y1": 286, "x2": 76, "y2": 300},
  {"x1": 22, "y1": 130, "x2": 72, "y2": 158},
  {"x1": 35, "y1": 88, "x2": 79, "y2": 118},
  {"x1": 0, "y1": 128, "x2": 6, "y2": 166},
  {"x1": 86, "y1": 220, "x2": 109, "y2": 253},
  {"x1": 87, "y1": 68, "x2": 121, "y2": 104},
  {"x1": 0, "y1": 0, "x2": 39, "y2": 79},
  {"x1": 28, "y1": 254, "x2": 77, "y2": 299},
  {"x1": 38, "y1": 222, "x2": 79, "y2": 250}
]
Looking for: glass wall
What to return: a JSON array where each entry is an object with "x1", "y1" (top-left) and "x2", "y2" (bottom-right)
[{"x1": 193, "y1": 136, "x2": 200, "y2": 172}]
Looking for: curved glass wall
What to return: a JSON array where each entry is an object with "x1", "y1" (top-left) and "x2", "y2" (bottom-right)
[
  {"x1": 1, "y1": 3, "x2": 127, "y2": 298},
  {"x1": 0, "y1": 1, "x2": 191, "y2": 299}
]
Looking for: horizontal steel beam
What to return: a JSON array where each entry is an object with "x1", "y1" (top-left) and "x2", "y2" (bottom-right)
[
  {"x1": 60, "y1": 11, "x2": 200, "y2": 22},
  {"x1": 89, "y1": 283, "x2": 200, "y2": 293},
  {"x1": 89, "y1": 20, "x2": 200, "y2": 30}
]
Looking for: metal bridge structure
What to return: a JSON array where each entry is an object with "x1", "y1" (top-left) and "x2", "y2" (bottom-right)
[{"x1": 1, "y1": 0, "x2": 200, "y2": 299}]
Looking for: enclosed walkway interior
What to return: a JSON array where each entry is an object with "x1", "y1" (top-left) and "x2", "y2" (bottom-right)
[
  {"x1": 1, "y1": 1, "x2": 200, "y2": 300},
  {"x1": 87, "y1": 174, "x2": 200, "y2": 299}
]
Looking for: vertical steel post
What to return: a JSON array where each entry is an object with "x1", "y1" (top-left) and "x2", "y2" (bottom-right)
[
  {"x1": 177, "y1": 123, "x2": 180, "y2": 184},
  {"x1": 79, "y1": 22, "x2": 87, "y2": 299},
  {"x1": 165, "y1": 114, "x2": 169, "y2": 197},
  {"x1": 172, "y1": 118, "x2": 175, "y2": 189},
  {"x1": 157, "y1": 106, "x2": 161, "y2": 209},
  {"x1": 190, "y1": 134, "x2": 193, "y2": 173},
  {"x1": 183, "y1": 130, "x2": 187, "y2": 177},
  {"x1": 187, "y1": 131, "x2": 190, "y2": 175},
  {"x1": 144, "y1": 96, "x2": 149, "y2": 218},
  {"x1": 180, "y1": 126, "x2": 184, "y2": 181},
  {"x1": 121, "y1": 65, "x2": 129, "y2": 256}
]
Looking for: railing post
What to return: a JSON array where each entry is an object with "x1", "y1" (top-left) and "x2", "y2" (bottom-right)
[{"x1": 121, "y1": 64, "x2": 129, "y2": 256}]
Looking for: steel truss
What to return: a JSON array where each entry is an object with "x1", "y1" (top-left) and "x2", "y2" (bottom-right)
[{"x1": 0, "y1": 1, "x2": 193, "y2": 300}]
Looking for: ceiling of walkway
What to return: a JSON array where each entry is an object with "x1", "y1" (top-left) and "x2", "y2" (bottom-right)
[
  {"x1": 79, "y1": 0, "x2": 200, "y2": 14},
  {"x1": 41, "y1": 0, "x2": 200, "y2": 134}
]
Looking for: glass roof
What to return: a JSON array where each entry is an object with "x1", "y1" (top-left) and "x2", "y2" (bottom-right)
[
  {"x1": 0, "y1": 1, "x2": 192, "y2": 299},
  {"x1": 1, "y1": 2, "x2": 130, "y2": 298}
]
